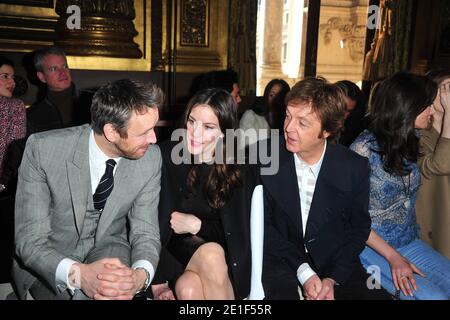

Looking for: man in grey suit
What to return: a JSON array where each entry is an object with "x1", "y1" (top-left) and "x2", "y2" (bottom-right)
[{"x1": 13, "y1": 79, "x2": 164, "y2": 300}]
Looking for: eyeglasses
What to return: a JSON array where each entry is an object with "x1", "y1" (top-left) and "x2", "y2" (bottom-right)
[{"x1": 0, "y1": 73, "x2": 15, "y2": 81}]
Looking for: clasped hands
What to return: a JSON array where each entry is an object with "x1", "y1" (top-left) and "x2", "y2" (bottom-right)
[
  {"x1": 303, "y1": 275, "x2": 336, "y2": 300},
  {"x1": 70, "y1": 258, "x2": 147, "y2": 300}
]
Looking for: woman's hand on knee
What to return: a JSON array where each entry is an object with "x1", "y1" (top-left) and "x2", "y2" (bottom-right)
[{"x1": 388, "y1": 253, "x2": 426, "y2": 297}]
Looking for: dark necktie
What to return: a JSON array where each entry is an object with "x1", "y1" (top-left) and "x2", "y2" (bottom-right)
[{"x1": 93, "y1": 159, "x2": 116, "y2": 212}]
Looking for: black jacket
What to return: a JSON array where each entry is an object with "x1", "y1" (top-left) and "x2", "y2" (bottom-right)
[
  {"x1": 27, "y1": 84, "x2": 93, "y2": 135},
  {"x1": 262, "y1": 137, "x2": 371, "y2": 285}
]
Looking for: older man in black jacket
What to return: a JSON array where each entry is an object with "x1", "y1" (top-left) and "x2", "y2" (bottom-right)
[
  {"x1": 261, "y1": 77, "x2": 390, "y2": 300},
  {"x1": 27, "y1": 46, "x2": 92, "y2": 135}
]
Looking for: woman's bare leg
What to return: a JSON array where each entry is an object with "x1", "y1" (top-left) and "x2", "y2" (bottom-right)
[
  {"x1": 175, "y1": 270, "x2": 205, "y2": 300},
  {"x1": 183, "y1": 242, "x2": 234, "y2": 300}
]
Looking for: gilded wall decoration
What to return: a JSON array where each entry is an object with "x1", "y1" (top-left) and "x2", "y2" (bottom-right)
[
  {"x1": 0, "y1": 0, "x2": 152, "y2": 71},
  {"x1": 150, "y1": 0, "x2": 164, "y2": 71},
  {"x1": 55, "y1": 0, "x2": 142, "y2": 58},
  {"x1": 0, "y1": 0, "x2": 53, "y2": 7},
  {"x1": 0, "y1": 2, "x2": 58, "y2": 52},
  {"x1": 180, "y1": 0, "x2": 209, "y2": 47},
  {"x1": 320, "y1": 17, "x2": 365, "y2": 63},
  {"x1": 162, "y1": 0, "x2": 228, "y2": 73}
]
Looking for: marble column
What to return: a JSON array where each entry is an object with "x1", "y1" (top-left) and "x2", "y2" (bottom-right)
[{"x1": 260, "y1": 0, "x2": 285, "y2": 92}]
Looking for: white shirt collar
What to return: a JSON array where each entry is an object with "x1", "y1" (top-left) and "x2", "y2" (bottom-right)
[
  {"x1": 89, "y1": 130, "x2": 121, "y2": 165},
  {"x1": 294, "y1": 140, "x2": 327, "y2": 179}
]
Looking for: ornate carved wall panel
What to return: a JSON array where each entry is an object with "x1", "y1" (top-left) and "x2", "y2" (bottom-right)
[
  {"x1": 0, "y1": 0, "x2": 229, "y2": 73},
  {"x1": 0, "y1": 2, "x2": 58, "y2": 52},
  {"x1": 320, "y1": 17, "x2": 366, "y2": 63},
  {"x1": 316, "y1": 1, "x2": 369, "y2": 84},
  {"x1": 161, "y1": 0, "x2": 228, "y2": 73},
  {"x1": 65, "y1": 0, "x2": 151, "y2": 71},
  {"x1": 180, "y1": 0, "x2": 209, "y2": 47},
  {"x1": 55, "y1": 0, "x2": 142, "y2": 58},
  {"x1": 150, "y1": 0, "x2": 164, "y2": 71},
  {"x1": 0, "y1": 0, "x2": 152, "y2": 71}
]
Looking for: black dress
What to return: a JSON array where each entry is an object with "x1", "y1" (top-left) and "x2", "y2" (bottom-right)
[
  {"x1": 166, "y1": 163, "x2": 228, "y2": 268},
  {"x1": 153, "y1": 140, "x2": 258, "y2": 299}
]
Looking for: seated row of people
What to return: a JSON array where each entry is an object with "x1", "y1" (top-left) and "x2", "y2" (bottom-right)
[{"x1": 10, "y1": 70, "x2": 450, "y2": 300}]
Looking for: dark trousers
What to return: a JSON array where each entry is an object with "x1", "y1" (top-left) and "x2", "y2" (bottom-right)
[
  {"x1": 262, "y1": 255, "x2": 300, "y2": 300},
  {"x1": 262, "y1": 255, "x2": 391, "y2": 300},
  {"x1": 0, "y1": 192, "x2": 15, "y2": 284},
  {"x1": 334, "y1": 263, "x2": 392, "y2": 300}
]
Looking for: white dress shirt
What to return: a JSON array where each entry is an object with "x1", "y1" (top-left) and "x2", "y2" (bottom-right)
[
  {"x1": 55, "y1": 130, "x2": 154, "y2": 294},
  {"x1": 294, "y1": 140, "x2": 327, "y2": 286}
]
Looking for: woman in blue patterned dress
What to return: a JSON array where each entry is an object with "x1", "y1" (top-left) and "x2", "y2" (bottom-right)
[{"x1": 350, "y1": 72, "x2": 450, "y2": 300}]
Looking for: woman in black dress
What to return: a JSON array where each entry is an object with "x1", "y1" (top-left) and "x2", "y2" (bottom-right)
[{"x1": 152, "y1": 88, "x2": 258, "y2": 300}]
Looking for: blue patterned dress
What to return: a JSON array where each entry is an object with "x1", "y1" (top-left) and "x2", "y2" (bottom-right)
[
  {"x1": 350, "y1": 130, "x2": 420, "y2": 249},
  {"x1": 350, "y1": 130, "x2": 450, "y2": 300}
]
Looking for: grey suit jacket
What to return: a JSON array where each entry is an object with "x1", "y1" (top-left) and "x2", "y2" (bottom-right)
[{"x1": 13, "y1": 124, "x2": 161, "y2": 299}]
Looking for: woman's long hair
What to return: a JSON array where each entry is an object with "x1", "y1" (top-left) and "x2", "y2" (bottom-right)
[
  {"x1": 369, "y1": 72, "x2": 437, "y2": 176},
  {"x1": 182, "y1": 88, "x2": 242, "y2": 209}
]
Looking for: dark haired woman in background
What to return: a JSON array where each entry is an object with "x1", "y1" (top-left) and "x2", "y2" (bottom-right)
[
  {"x1": 335, "y1": 80, "x2": 367, "y2": 147},
  {"x1": 350, "y1": 72, "x2": 450, "y2": 300},
  {"x1": 239, "y1": 79, "x2": 290, "y2": 145},
  {"x1": 0, "y1": 54, "x2": 26, "y2": 194},
  {"x1": 0, "y1": 54, "x2": 26, "y2": 284},
  {"x1": 151, "y1": 88, "x2": 258, "y2": 300}
]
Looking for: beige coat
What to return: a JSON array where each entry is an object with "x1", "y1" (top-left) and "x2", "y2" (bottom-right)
[{"x1": 416, "y1": 127, "x2": 450, "y2": 259}]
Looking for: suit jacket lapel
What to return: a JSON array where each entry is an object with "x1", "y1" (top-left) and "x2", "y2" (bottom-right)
[
  {"x1": 96, "y1": 158, "x2": 132, "y2": 240},
  {"x1": 305, "y1": 143, "x2": 344, "y2": 240},
  {"x1": 67, "y1": 126, "x2": 91, "y2": 235},
  {"x1": 305, "y1": 173, "x2": 329, "y2": 240},
  {"x1": 262, "y1": 140, "x2": 303, "y2": 235}
]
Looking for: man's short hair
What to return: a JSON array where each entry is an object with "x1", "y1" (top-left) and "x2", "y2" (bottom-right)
[
  {"x1": 285, "y1": 77, "x2": 346, "y2": 140},
  {"x1": 33, "y1": 46, "x2": 67, "y2": 72},
  {"x1": 90, "y1": 79, "x2": 165, "y2": 138},
  {"x1": 198, "y1": 69, "x2": 239, "y2": 93}
]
